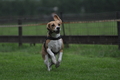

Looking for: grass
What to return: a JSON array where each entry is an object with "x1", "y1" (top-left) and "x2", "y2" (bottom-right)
[
  {"x1": 0, "y1": 43, "x2": 120, "y2": 80},
  {"x1": 0, "y1": 21, "x2": 117, "y2": 35}
]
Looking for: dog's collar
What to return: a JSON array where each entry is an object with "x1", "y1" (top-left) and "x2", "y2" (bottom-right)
[{"x1": 46, "y1": 36, "x2": 61, "y2": 40}]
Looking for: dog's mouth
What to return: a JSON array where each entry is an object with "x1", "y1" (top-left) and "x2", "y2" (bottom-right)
[
  {"x1": 54, "y1": 27, "x2": 60, "y2": 34},
  {"x1": 55, "y1": 29, "x2": 60, "y2": 33},
  {"x1": 55, "y1": 28, "x2": 60, "y2": 34},
  {"x1": 53, "y1": 30, "x2": 60, "y2": 34}
]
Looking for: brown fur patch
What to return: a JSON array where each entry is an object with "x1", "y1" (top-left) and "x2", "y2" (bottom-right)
[{"x1": 41, "y1": 40, "x2": 50, "y2": 60}]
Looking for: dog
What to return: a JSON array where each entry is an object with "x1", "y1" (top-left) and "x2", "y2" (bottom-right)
[{"x1": 41, "y1": 14, "x2": 64, "y2": 71}]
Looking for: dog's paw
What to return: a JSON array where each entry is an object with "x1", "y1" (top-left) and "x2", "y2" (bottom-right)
[
  {"x1": 55, "y1": 62, "x2": 60, "y2": 68},
  {"x1": 48, "y1": 67, "x2": 52, "y2": 71}
]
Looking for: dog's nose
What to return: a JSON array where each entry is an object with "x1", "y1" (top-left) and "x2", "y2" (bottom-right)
[{"x1": 57, "y1": 27, "x2": 60, "y2": 30}]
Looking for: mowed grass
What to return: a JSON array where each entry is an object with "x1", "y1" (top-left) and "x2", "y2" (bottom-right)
[
  {"x1": 0, "y1": 43, "x2": 120, "y2": 80},
  {"x1": 0, "y1": 21, "x2": 117, "y2": 35}
]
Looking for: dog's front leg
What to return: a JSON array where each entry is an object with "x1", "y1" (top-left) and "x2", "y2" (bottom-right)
[
  {"x1": 47, "y1": 48, "x2": 57, "y2": 64},
  {"x1": 56, "y1": 51, "x2": 63, "y2": 68}
]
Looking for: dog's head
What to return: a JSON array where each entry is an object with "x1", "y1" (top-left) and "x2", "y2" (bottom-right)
[{"x1": 47, "y1": 14, "x2": 62, "y2": 34}]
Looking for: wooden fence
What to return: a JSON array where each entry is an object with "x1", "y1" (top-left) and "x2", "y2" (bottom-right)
[
  {"x1": 0, "y1": 35, "x2": 117, "y2": 44},
  {"x1": 0, "y1": 12, "x2": 120, "y2": 49}
]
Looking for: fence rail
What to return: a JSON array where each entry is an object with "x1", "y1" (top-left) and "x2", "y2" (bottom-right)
[
  {"x1": 0, "y1": 19, "x2": 120, "y2": 27},
  {"x1": 0, "y1": 35, "x2": 118, "y2": 45}
]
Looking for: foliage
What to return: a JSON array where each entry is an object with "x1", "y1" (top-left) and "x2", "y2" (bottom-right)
[{"x1": 0, "y1": 0, "x2": 120, "y2": 16}]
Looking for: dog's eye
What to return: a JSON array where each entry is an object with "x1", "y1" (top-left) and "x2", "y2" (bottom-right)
[
  {"x1": 52, "y1": 24, "x2": 55, "y2": 27},
  {"x1": 58, "y1": 24, "x2": 60, "y2": 26}
]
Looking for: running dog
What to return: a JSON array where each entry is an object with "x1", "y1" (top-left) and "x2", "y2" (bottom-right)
[{"x1": 41, "y1": 14, "x2": 64, "y2": 71}]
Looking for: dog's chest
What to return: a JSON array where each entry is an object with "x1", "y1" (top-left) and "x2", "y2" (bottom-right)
[{"x1": 48, "y1": 39, "x2": 62, "y2": 53}]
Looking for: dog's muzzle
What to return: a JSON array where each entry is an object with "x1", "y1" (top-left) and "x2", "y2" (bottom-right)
[{"x1": 55, "y1": 27, "x2": 60, "y2": 33}]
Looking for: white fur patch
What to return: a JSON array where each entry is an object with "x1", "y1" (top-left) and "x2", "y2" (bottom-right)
[{"x1": 47, "y1": 39, "x2": 62, "y2": 53}]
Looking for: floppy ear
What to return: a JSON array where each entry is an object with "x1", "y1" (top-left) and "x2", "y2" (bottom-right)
[
  {"x1": 47, "y1": 23, "x2": 51, "y2": 29},
  {"x1": 53, "y1": 14, "x2": 62, "y2": 23}
]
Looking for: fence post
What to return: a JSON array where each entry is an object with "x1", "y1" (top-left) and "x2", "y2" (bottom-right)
[
  {"x1": 60, "y1": 12, "x2": 69, "y2": 48},
  {"x1": 60, "y1": 12, "x2": 66, "y2": 36},
  {"x1": 18, "y1": 19, "x2": 22, "y2": 46},
  {"x1": 116, "y1": 12, "x2": 120, "y2": 50}
]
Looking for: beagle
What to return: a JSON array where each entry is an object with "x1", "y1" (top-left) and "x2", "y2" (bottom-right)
[{"x1": 41, "y1": 14, "x2": 64, "y2": 71}]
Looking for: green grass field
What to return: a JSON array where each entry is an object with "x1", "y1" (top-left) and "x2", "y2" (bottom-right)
[
  {"x1": 0, "y1": 43, "x2": 120, "y2": 80},
  {"x1": 0, "y1": 21, "x2": 117, "y2": 35}
]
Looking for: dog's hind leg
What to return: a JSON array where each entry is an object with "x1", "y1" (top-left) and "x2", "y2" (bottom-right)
[
  {"x1": 44, "y1": 55, "x2": 51, "y2": 71},
  {"x1": 49, "y1": 60, "x2": 54, "y2": 68}
]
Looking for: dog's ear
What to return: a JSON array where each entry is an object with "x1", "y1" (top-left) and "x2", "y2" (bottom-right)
[
  {"x1": 47, "y1": 23, "x2": 51, "y2": 29},
  {"x1": 53, "y1": 14, "x2": 62, "y2": 24}
]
